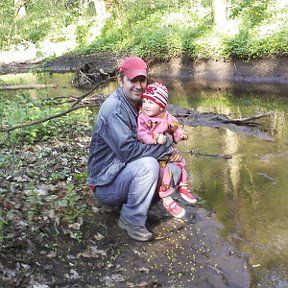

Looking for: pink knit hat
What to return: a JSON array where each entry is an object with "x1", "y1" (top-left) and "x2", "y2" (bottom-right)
[{"x1": 142, "y1": 82, "x2": 168, "y2": 109}]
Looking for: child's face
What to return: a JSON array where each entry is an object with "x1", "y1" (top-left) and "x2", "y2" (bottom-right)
[{"x1": 142, "y1": 98, "x2": 163, "y2": 117}]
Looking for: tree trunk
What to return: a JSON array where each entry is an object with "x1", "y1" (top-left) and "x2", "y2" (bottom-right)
[
  {"x1": 92, "y1": 0, "x2": 107, "y2": 20},
  {"x1": 213, "y1": 0, "x2": 227, "y2": 27},
  {"x1": 14, "y1": 0, "x2": 26, "y2": 17}
]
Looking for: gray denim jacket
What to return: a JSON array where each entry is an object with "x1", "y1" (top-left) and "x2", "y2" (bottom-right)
[{"x1": 87, "y1": 88, "x2": 173, "y2": 186}]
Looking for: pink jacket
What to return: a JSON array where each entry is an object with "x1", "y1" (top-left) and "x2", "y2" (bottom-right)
[{"x1": 137, "y1": 110, "x2": 185, "y2": 144}]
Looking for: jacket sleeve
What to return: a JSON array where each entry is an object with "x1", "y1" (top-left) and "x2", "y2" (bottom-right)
[
  {"x1": 100, "y1": 109, "x2": 173, "y2": 163},
  {"x1": 137, "y1": 113, "x2": 157, "y2": 144}
]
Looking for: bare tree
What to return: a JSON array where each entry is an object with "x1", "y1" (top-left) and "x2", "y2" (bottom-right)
[{"x1": 14, "y1": 0, "x2": 26, "y2": 17}]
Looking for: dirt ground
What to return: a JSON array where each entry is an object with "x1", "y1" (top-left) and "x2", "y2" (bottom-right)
[{"x1": 2, "y1": 53, "x2": 288, "y2": 288}]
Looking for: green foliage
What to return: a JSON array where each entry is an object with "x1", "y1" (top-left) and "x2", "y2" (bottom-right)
[
  {"x1": 77, "y1": 0, "x2": 288, "y2": 60},
  {"x1": 223, "y1": 29, "x2": 251, "y2": 59},
  {"x1": 59, "y1": 187, "x2": 84, "y2": 214},
  {"x1": 0, "y1": 0, "x2": 91, "y2": 49},
  {"x1": 230, "y1": 0, "x2": 272, "y2": 26},
  {"x1": 57, "y1": 185, "x2": 87, "y2": 228},
  {"x1": 0, "y1": 87, "x2": 91, "y2": 147},
  {"x1": 1, "y1": 0, "x2": 288, "y2": 63}
]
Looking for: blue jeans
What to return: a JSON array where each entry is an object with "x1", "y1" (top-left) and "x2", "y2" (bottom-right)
[{"x1": 95, "y1": 157, "x2": 181, "y2": 226}]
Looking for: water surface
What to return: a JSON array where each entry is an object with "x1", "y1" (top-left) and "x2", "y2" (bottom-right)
[{"x1": 165, "y1": 79, "x2": 288, "y2": 286}]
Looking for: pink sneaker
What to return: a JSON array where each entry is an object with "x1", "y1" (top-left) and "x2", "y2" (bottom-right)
[
  {"x1": 159, "y1": 186, "x2": 175, "y2": 198},
  {"x1": 163, "y1": 200, "x2": 185, "y2": 218},
  {"x1": 178, "y1": 186, "x2": 197, "y2": 204}
]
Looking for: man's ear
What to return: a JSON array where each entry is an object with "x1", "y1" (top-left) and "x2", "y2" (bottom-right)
[{"x1": 117, "y1": 76, "x2": 123, "y2": 86}]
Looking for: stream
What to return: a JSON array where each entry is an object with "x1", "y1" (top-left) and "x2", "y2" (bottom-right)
[{"x1": 1, "y1": 72, "x2": 288, "y2": 287}]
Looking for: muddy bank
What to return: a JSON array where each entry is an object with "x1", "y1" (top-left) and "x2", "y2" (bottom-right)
[
  {"x1": 1, "y1": 52, "x2": 288, "y2": 87},
  {"x1": 151, "y1": 56, "x2": 288, "y2": 84},
  {"x1": 79, "y1": 199, "x2": 251, "y2": 288}
]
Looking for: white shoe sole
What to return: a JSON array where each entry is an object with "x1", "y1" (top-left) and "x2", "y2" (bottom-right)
[{"x1": 180, "y1": 193, "x2": 197, "y2": 204}]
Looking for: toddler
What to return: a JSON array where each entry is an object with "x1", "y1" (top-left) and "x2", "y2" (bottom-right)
[{"x1": 137, "y1": 82, "x2": 197, "y2": 218}]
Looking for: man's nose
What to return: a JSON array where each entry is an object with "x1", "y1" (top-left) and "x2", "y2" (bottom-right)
[{"x1": 135, "y1": 80, "x2": 144, "y2": 89}]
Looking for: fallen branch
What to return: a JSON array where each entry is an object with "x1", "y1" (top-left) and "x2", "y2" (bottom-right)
[
  {"x1": 221, "y1": 112, "x2": 275, "y2": 125},
  {"x1": 0, "y1": 83, "x2": 58, "y2": 90},
  {"x1": 168, "y1": 105, "x2": 275, "y2": 141},
  {"x1": 71, "y1": 81, "x2": 106, "y2": 108},
  {"x1": 0, "y1": 81, "x2": 106, "y2": 133},
  {"x1": 189, "y1": 150, "x2": 232, "y2": 159},
  {"x1": 0, "y1": 104, "x2": 96, "y2": 133}
]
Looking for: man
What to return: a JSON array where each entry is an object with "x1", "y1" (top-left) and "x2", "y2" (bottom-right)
[{"x1": 88, "y1": 56, "x2": 181, "y2": 241}]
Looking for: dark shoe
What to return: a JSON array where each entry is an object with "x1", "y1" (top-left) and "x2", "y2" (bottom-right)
[{"x1": 117, "y1": 217, "x2": 153, "y2": 242}]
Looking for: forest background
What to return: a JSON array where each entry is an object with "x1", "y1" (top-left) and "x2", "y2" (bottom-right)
[{"x1": 1, "y1": 0, "x2": 288, "y2": 61}]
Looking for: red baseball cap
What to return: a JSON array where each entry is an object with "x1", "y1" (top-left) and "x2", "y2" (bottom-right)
[{"x1": 119, "y1": 56, "x2": 148, "y2": 80}]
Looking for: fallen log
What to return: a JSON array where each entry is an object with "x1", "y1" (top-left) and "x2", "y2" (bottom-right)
[
  {"x1": 0, "y1": 83, "x2": 58, "y2": 90},
  {"x1": 72, "y1": 63, "x2": 116, "y2": 89},
  {"x1": 167, "y1": 104, "x2": 275, "y2": 141}
]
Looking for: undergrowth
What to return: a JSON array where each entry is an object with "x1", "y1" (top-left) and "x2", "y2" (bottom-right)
[{"x1": 1, "y1": 0, "x2": 288, "y2": 61}]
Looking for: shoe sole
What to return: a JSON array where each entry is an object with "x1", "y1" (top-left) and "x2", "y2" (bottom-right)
[
  {"x1": 180, "y1": 193, "x2": 197, "y2": 204},
  {"x1": 117, "y1": 219, "x2": 153, "y2": 242}
]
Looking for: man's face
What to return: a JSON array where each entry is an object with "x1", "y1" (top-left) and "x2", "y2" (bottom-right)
[{"x1": 119, "y1": 75, "x2": 148, "y2": 104}]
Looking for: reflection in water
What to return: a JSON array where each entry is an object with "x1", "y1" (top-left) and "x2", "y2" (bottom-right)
[
  {"x1": 2, "y1": 73, "x2": 288, "y2": 285},
  {"x1": 163, "y1": 79, "x2": 288, "y2": 285}
]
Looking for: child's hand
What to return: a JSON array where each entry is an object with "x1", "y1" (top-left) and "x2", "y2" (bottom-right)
[
  {"x1": 156, "y1": 133, "x2": 167, "y2": 144},
  {"x1": 180, "y1": 132, "x2": 188, "y2": 141}
]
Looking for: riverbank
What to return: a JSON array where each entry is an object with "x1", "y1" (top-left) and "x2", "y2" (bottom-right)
[{"x1": 1, "y1": 52, "x2": 288, "y2": 86}]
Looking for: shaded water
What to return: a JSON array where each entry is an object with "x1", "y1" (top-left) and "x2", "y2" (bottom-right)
[
  {"x1": 165, "y1": 79, "x2": 288, "y2": 286},
  {"x1": 2, "y1": 72, "x2": 288, "y2": 286}
]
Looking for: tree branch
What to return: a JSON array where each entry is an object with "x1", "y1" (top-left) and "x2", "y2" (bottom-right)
[
  {"x1": 0, "y1": 104, "x2": 98, "y2": 133},
  {"x1": 0, "y1": 83, "x2": 58, "y2": 90},
  {"x1": 189, "y1": 150, "x2": 232, "y2": 159},
  {"x1": 0, "y1": 80, "x2": 107, "y2": 133},
  {"x1": 222, "y1": 112, "x2": 275, "y2": 125}
]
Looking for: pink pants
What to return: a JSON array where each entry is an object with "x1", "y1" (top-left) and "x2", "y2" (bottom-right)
[{"x1": 158, "y1": 158, "x2": 188, "y2": 198}]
